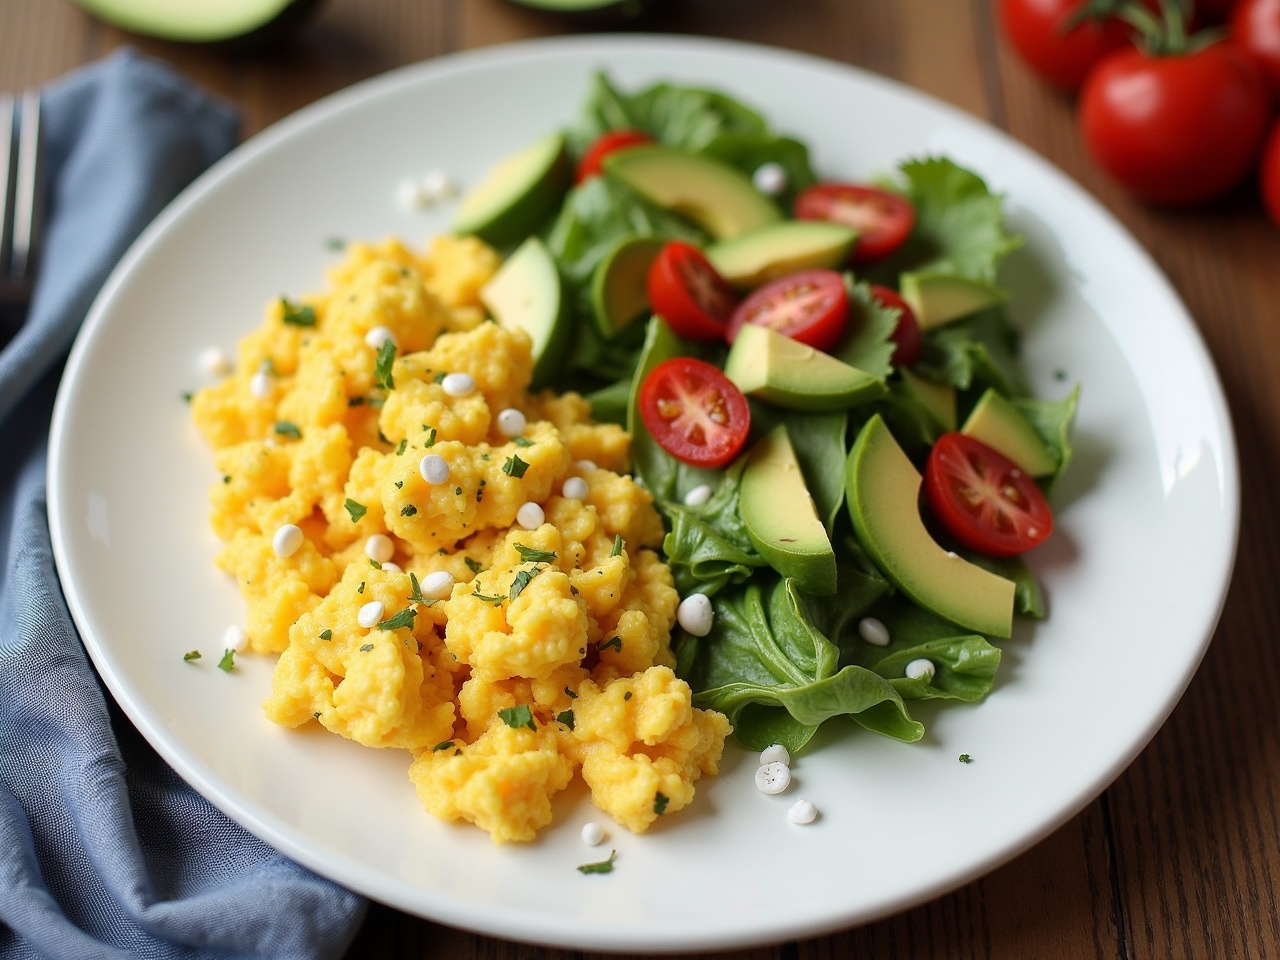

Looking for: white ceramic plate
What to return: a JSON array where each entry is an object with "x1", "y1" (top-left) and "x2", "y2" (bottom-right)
[{"x1": 48, "y1": 35, "x2": 1238, "y2": 953}]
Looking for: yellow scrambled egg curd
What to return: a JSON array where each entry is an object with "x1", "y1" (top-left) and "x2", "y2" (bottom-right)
[{"x1": 192, "y1": 235, "x2": 731, "y2": 843}]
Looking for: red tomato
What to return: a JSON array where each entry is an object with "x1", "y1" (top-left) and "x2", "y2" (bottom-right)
[
  {"x1": 726, "y1": 269, "x2": 849, "y2": 352},
  {"x1": 645, "y1": 241, "x2": 739, "y2": 341},
  {"x1": 637, "y1": 357, "x2": 751, "y2": 468},
  {"x1": 1260, "y1": 120, "x2": 1280, "y2": 225},
  {"x1": 793, "y1": 184, "x2": 915, "y2": 263},
  {"x1": 576, "y1": 129, "x2": 652, "y2": 183},
  {"x1": 1231, "y1": 0, "x2": 1280, "y2": 95},
  {"x1": 998, "y1": 0, "x2": 1137, "y2": 91},
  {"x1": 1079, "y1": 41, "x2": 1270, "y2": 204},
  {"x1": 923, "y1": 433, "x2": 1054, "y2": 558},
  {"x1": 868, "y1": 284, "x2": 923, "y2": 367}
]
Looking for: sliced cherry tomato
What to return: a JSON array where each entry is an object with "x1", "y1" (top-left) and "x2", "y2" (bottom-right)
[
  {"x1": 1079, "y1": 39, "x2": 1270, "y2": 205},
  {"x1": 575, "y1": 129, "x2": 653, "y2": 183},
  {"x1": 726, "y1": 269, "x2": 849, "y2": 352},
  {"x1": 637, "y1": 357, "x2": 751, "y2": 469},
  {"x1": 793, "y1": 184, "x2": 915, "y2": 264},
  {"x1": 646, "y1": 241, "x2": 739, "y2": 341},
  {"x1": 923, "y1": 433, "x2": 1054, "y2": 558},
  {"x1": 1231, "y1": 0, "x2": 1280, "y2": 95},
  {"x1": 998, "y1": 0, "x2": 1138, "y2": 91},
  {"x1": 868, "y1": 284, "x2": 923, "y2": 367}
]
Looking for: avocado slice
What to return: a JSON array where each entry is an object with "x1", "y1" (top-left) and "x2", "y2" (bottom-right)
[
  {"x1": 602, "y1": 145, "x2": 780, "y2": 240},
  {"x1": 479, "y1": 237, "x2": 570, "y2": 388},
  {"x1": 899, "y1": 368, "x2": 957, "y2": 432},
  {"x1": 724, "y1": 324, "x2": 885, "y2": 412},
  {"x1": 740, "y1": 425, "x2": 838, "y2": 596},
  {"x1": 589, "y1": 234, "x2": 664, "y2": 337},
  {"x1": 72, "y1": 0, "x2": 320, "y2": 43},
  {"x1": 899, "y1": 271, "x2": 1007, "y2": 329},
  {"x1": 706, "y1": 221, "x2": 858, "y2": 289},
  {"x1": 453, "y1": 132, "x2": 570, "y2": 247},
  {"x1": 845, "y1": 415, "x2": 1015, "y2": 638},
  {"x1": 961, "y1": 389, "x2": 1058, "y2": 477}
]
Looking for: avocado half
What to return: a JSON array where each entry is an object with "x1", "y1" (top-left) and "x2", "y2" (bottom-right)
[{"x1": 73, "y1": 0, "x2": 323, "y2": 45}]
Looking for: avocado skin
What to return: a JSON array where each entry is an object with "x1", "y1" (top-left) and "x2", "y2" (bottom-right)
[
  {"x1": 74, "y1": 0, "x2": 325, "y2": 48},
  {"x1": 503, "y1": 0, "x2": 660, "y2": 26}
]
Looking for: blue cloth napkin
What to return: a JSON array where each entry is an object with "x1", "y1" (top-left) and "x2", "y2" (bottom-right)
[{"x1": 0, "y1": 50, "x2": 367, "y2": 960}]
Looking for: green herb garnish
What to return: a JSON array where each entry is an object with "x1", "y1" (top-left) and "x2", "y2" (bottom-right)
[
  {"x1": 610, "y1": 534, "x2": 624, "y2": 557},
  {"x1": 502, "y1": 455, "x2": 530, "y2": 478},
  {"x1": 217, "y1": 649, "x2": 235, "y2": 672},
  {"x1": 515, "y1": 545, "x2": 557, "y2": 564},
  {"x1": 498, "y1": 704, "x2": 536, "y2": 731},
  {"x1": 577, "y1": 850, "x2": 617, "y2": 875},
  {"x1": 344, "y1": 498, "x2": 368, "y2": 523},
  {"x1": 432, "y1": 740, "x2": 455, "y2": 752},
  {"x1": 598, "y1": 636, "x2": 622, "y2": 653},
  {"x1": 280, "y1": 298, "x2": 316, "y2": 327},
  {"x1": 274, "y1": 421, "x2": 301, "y2": 440},
  {"x1": 556, "y1": 709, "x2": 575, "y2": 730},
  {"x1": 182, "y1": 650, "x2": 201, "y2": 662},
  {"x1": 509, "y1": 567, "x2": 540, "y2": 601},
  {"x1": 377, "y1": 607, "x2": 417, "y2": 631},
  {"x1": 319, "y1": 629, "x2": 332, "y2": 640},
  {"x1": 374, "y1": 338, "x2": 396, "y2": 390},
  {"x1": 513, "y1": 436, "x2": 534, "y2": 447},
  {"x1": 653, "y1": 792, "x2": 669, "y2": 815}
]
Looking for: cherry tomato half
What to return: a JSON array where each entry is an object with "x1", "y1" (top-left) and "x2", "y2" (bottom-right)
[
  {"x1": 868, "y1": 284, "x2": 923, "y2": 368},
  {"x1": 923, "y1": 433, "x2": 1054, "y2": 558},
  {"x1": 638, "y1": 357, "x2": 751, "y2": 469},
  {"x1": 575, "y1": 129, "x2": 653, "y2": 183},
  {"x1": 1231, "y1": 0, "x2": 1280, "y2": 95},
  {"x1": 726, "y1": 269, "x2": 849, "y2": 352},
  {"x1": 998, "y1": 0, "x2": 1137, "y2": 91},
  {"x1": 793, "y1": 184, "x2": 915, "y2": 264},
  {"x1": 646, "y1": 241, "x2": 739, "y2": 341},
  {"x1": 1079, "y1": 41, "x2": 1270, "y2": 205}
]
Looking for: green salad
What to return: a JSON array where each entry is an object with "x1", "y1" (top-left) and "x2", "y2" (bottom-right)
[{"x1": 458, "y1": 71, "x2": 1080, "y2": 755}]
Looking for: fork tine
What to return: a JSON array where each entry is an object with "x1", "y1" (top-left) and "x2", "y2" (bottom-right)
[
  {"x1": 0, "y1": 93, "x2": 14, "y2": 275},
  {"x1": 10, "y1": 90, "x2": 41, "y2": 285}
]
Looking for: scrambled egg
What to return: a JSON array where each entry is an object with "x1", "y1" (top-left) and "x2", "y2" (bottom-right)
[{"x1": 191, "y1": 235, "x2": 731, "y2": 843}]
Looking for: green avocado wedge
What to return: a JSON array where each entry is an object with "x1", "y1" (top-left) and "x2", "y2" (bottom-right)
[
  {"x1": 899, "y1": 271, "x2": 1007, "y2": 329},
  {"x1": 706, "y1": 220, "x2": 857, "y2": 289},
  {"x1": 479, "y1": 237, "x2": 570, "y2": 387},
  {"x1": 602, "y1": 145, "x2": 780, "y2": 240},
  {"x1": 960, "y1": 388, "x2": 1058, "y2": 477},
  {"x1": 453, "y1": 132, "x2": 570, "y2": 247},
  {"x1": 739, "y1": 426, "x2": 838, "y2": 596},
  {"x1": 845, "y1": 415, "x2": 1015, "y2": 638},
  {"x1": 589, "y1": 234, "x2": 664, "y2": 337},
  {"x1": 724, "y1": 324, "x2": 885, "y2": 412},
  {"x1": 73, "y1": 0, "x2": 320, "y2": 43}
]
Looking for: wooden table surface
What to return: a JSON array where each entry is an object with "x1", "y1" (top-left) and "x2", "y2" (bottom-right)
[{"x1": 5, "y1": 1, "x2": 1278, "y2": 957}]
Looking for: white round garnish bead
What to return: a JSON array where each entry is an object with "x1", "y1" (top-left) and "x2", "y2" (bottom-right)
[
  {"x1": 357, "y1": 600, "x2": 384, "y2": 629},
  {"x1": 676, "y1": 593, "x2": 714, "y2": 637},
  {"x1": 755, "y1": 760, "x2": 792, "y2": 795},
  {"x1": 905, "y1": 658, "x2": 936, "y2": 682},
  {"x1": 419, "y1": 454, "x2": 450, "y2": 485},
  {"x1": 683, "y1": 484, "x2": 714, "y2": 507},
  {"x1": 364, "y1": 325, "x2": 397, "y2": 350},
  {"x1": 365, "y1": 534, "x2": 395, "y2": 564},
  {"x1": 858, "y1": 616, "x2": 891, "y2": 647},
  {"x1": 272, "y1": 523, "x2": 304, "y2": 558},
  {"x1": 199, "y1": 347, "x2": 231, "y2": 378},
  {"x1": 496, "y1": 407, "x2": 527, "y2": 437},
  {"x1": 574, "y1": 459, "x2": 597, "y2": 474},
  {"x1": 580, "y1": 821, "x2": 605, "y2": 846},
  {"x1": 441, "y1": 372, "x2": 476, "y2": 398},
  {"x1": 787, "y1": 797, "x2": 818, "y2": 825},
  {"x1": 396, "y1": 177, "x2": 426, "y2": 210},
  {"x1": 562, "y1": 477, "x2": 589, "y2": 501},
  {"x1": 752, "y1": 161, "x2": 789, "y2": 196},
  {"x1": 420, "y1": 169, "x2": 456, "y2": 200},
  {"x1": 759, "y1": 743, "x2": 790, "y2": 767},
  {"x1": 420, "y1": 570, "x2": 455, "y2": 601},
  {"x1": 249, "y1": 370, "x2": 273, "y2": 400},
  {"x1": 516, "y1": 501, "x2": 545, "y2": 530},
  {"x1": 381, "y1": 562, "x2": 402, "y2": 574},
  {"x1": 223, "y1": 625, "x2": 248, "y2": 652}
]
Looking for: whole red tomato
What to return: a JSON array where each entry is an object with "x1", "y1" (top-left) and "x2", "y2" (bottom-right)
[
  {"x1": 998, "y1": 0, "x2": 1136, "y2": 91},
  {"x1": 1079, "y1": 40, "x2": 1270, "y2": 204},
  {"x1": 1231, "y1": 0, "x2": 1280, "y2": 95},
  {"x1": 1260, "y1": 120, "x2": 1280, "y2": 225}
]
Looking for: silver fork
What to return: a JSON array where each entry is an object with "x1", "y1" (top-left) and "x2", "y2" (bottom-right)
[{"x1": 0, "y1": 90, "x2": 43, "y2": 308}]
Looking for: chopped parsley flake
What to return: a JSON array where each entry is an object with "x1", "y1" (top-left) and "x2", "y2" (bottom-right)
[
  {"x1": 359, "y1": 643, "x2": 374, "y2": 652},
  {"x1": 577, "y1": 850, "x2": 617, "y2": 875},
  {"x1": 325, "y1": 236, "x2": 346, "y2": 251},
  {"x1": 222, "y1": 475, "x2": 231, "y2": 484},
  {"x1": 502, "y1": 454, "x2": 530, "y2": 478},
  {"x1": 556, "y1": 709, "x2": 575, "y2": 730},
  {"x1": 182, "y1": 650, "x2": 201, "y2": 662},
  {"x1": 369, "y1": 558, "x2": 382, "y2": 569},
  {"x1": 654, "y1": 792, "x2": 669, "y2": 815},
  {"x1": 610, "y1": 534, "x2": 624, "y2": 557},
  {"x1": 959, "y1": 753, "x2": 973, "y2": 764},
  {"x1": 357, "y1": 581, "x2": 365, "y2": 594},
  {"x1": 217, "y1": 649, "x2": 235, "y2": 672},
  {"x1": 432, "y1": 740, "x2": 455, "y2": 752},
  {"x1": 274, "y1": 421, "x2": 301, "y2": 440},
  {"x1": 279, "y1": 298, "x2": 316, "y2": 327},
  {"x1": 181, "y1": 391, "x2": 194, "y2": 403},
  {"x1": 401, "y1": 504, "x2": 418, "y2": 517},
  {"x1": 498, "y1": 704, "x2": 536, "y2": 731},
  {"x1": 471, "y1": 585, "x2": 506, "y2": 604},
  {"x1": 377, "y1": 607, "x2": 417, "y2": 631},
  {"x1": 512, "y1": 435, "x2": 534, "y2": 447},
  {"x1": 344, "y1": 498, "x2": 368, "y2": 523},
  {"x1": 374, "y1": 338, "x2": 396, "y2": 390},
  {"x1": 319, "y1": 629, "x2": 332, "y2": 640},
  {"x1": 598, "y1": 635, "x2": 622, "y2": 653},
  {"x1": 564, "y1": 686, "x2": 578, "y2": 699},
  {"x1": 395, "y1": 438, "x2": 407, "y2": 456},
  {"x1": 514, "y1": 544, "x2": 557, "y2": 564},
  {"x1": 464, "y1": 557, "x2": 482, "y2": 575},
  {"x1": 423, "y1": 427, "x2": 437, "y2": 447},
  {"x1": 509, "y1": 568, "x2": 540, "y2": 601},
  {"x1": 409, "y1": 572, "x2": 427, "y2": 605}
]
